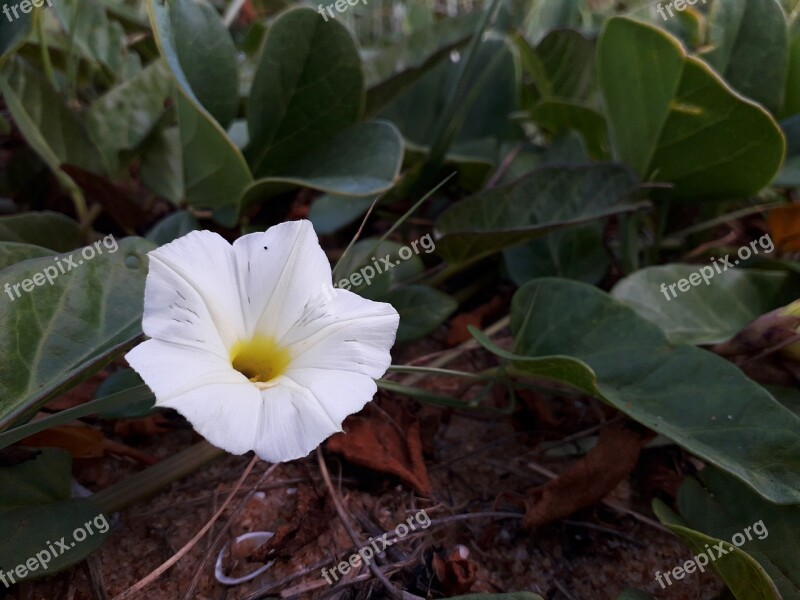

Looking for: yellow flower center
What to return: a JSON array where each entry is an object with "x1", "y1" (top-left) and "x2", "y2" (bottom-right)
[{"x1": 230, "y1": 335, "x2": 291, "y2": 387}]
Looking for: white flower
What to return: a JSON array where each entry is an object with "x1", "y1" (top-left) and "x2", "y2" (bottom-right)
[{"x1": 125, "y1": 220, "x2": 399, "y2": 463}]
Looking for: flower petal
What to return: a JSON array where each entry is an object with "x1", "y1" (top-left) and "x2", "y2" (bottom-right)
[
  {"x1": 126, "y1": 339, "x2": 247, "y2": 401},
  {"x1": 285, "y1": 368, "x2": 378, "y2": 424},
  {"x1": 144, "y1": 231, "x2": 246, "y2": 355},
  {"x1": 283, "y1": 289, "x2": 399, "y2": 379},
  {"x1": 252, "y1": 379, "x2": 342, "y2": 462},
  {"x1": 232, "y1": 221, "x2": 334, "y2": 340},
  {"x1": 160, "y1": 383, "x2": 263, "y2": 456}
]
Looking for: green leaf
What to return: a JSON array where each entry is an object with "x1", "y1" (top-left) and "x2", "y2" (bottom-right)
[
  {"x1": 653, "y1": 498, "x2": 781, "y2": 599},
  {"x1": 245, "y1": 7, "x2": 363, "y2": 178},
  {"x1": 149, "y1": 0, "x2": 252, "y2": 213},
  {"x1": 86, "y1": 59, "x2": 173, "y2": 174},
  {"x1": 597, "y1": 17, "x2": 785, "y2": 199},
  {"x1": 0, "y1": 384, "x2": 154, "y2": 449},
  {"x1": 524, "y1": 0, "x2": 581, "y2": 45},
  {"x1": 0, "y1": 212, "x2": 84, "y2": 252},
  {"x1": 0, "y1": 58, "x2": 106, "y2": 175},
  {"x1": 470, "y1": 327, "x2": 598, "y2": 395},
  {"x1": 240, "y1": 120, "x2": 403, "y2": 207},
  {"x1": 334, "y1": 238, "x2": 423, "y2": 300},
  {"x1": 611, "y1": 266, "x2": 800, "y2": 345},
  {"x1": 530, "y1": 100, "x2": 609, "y2": 159},
  {"x1": 0, "y1": 449, "x2": 110, "y2": 580},
  {"x1": 704, "y1": 0, "x2": 789, "y2": 115},
  {"x1": 775, "y1": 114, "x2": 800, "y2": 186},
  {"x1": 517, "y1": 29, "x2": 595, "y2": 101},
  {"x1": 165, "y1": 0, "x2": 239, "y2": 129},
  {"x1": 139, "y1": 125, "x2": 184, "y2": 203},
  {"x1": 510, "y1": 278, "x2": 800, "y2": 504},
  {"x1": 380, "y1": 37, "x2": 519, "y2": 166},
  {"x1": 435, "y1": 164, "x2": 641, "y2": 265},
  {"x1": 308, "y1": 194, "x2": 373, "y2": 234},
  {"x1": 385, "y1": 285, "x2": 457, "y2": 342},
  {"x1": 784, "y1": 21, "x2": 800, "y2": 117},
  {"x1": 670, "y1": 468, "x2": 800, "y2": 598},
  {"x1": 363, "y1": 12, "x2": 482, "y2": 116},
  {"x1": 0, "y1": 242, "x2": 56, "y2": 270},
  {"x1": 177, "y1": 85, "x2": 253, "y2": 214},
  {"x1": 95, "y1": 370, "x2": 155, "y2": 419},
  {"x1": 504, "y1": 224, "x2": 609, "y2": 286},
  {"x1": 145, "y1": 210, "x2": 200, "y2": 246},
  {"x1": 52, "y1": 0, "x2": 140, "y2": 77},
  {"x1": 0, "y1": 237, "x2": 153, "y2": 430}
]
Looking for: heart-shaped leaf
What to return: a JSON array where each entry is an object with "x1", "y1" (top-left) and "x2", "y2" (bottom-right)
[
  {"x1": 653, "y1": 496, "x2": 781, "y2": 599},
  {"x1": 240, "y1": 120, "x2": 403, "y2": 207},
  {"x1": 0, "y1": 449, "x2": 110, "y2": 581},
  {"x1": 435, "y1": 164, "x2": 641, "y2": 265},
  {"x1": 0, "y1": 212, "x2": 84, "y2": 252},
  {"x1": 163, "y1": 0, "x2": 239, "y2": 129},
  {"x1": 508, "y1": 278, "x2": 800, "y2": 504},
  {"x1": 245, "y1": 7, "x2": 364, "y2": 178},
  {"x1": 379, "y1": 37, "x2": 519, "y2": 165},
  {"x1": 334, "y1": 238, "x2": 424, "y2": 300},
  {"x1": 668, "y1": 468, "x2": 800, "y2": 597},
  {"x1": 86, "y1": 59, "x2": 173, "y2": 174},
  {"x1": 52, "y1": 0, "x2": 140, "y2": 78},
  {"x1": 364, "y1": 12, "x2": 481, "y2": 116},
  {"x1": 530, "y1": 100, "x2": 609, "y2": 159},
  {"x1": 784, "y1": 21, "x2": 800, "y2": 117},
  {"x1": 308, "y1": 194, "x2": 373, "y2": 234},
  {"x1": 504, "y1": 223, "x2": 609, "y2": 286},
  {"x1": 148, "y1": 0, "x2": 252, "y2": 213},
  {"x1": 385, "y1": 285, "x2": 457, "y2": 342},
  {"x1": 0, "y1": 243, "x2": 55, "y2": 270},
  {"x1": 0, "y1": 237, "x2": 152, "y2": 430},
  {"x1": 145, "y1": 210, "x2": 200, "y2": 246},
  {"x1": 517, "y1": 29, "x2": 595, "y2": 102},
  {"x1": 598, "y1": 17, "x2": 784, "y2": 199},
  {"x1": 611, "y1": 266, "x2": 800, "y2": 345},
  {"x1": 704, "y1": 0, "x2": 788, "y2": 115},
  {"x1": 0, "y1": 58, "x2": 106, "y2": 176}
]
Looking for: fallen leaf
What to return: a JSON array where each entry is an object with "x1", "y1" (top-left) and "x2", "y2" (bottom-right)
[
  {"x1": 113, "y1": 414, "x2": 171, "y2": 437},
  {"x1": 767, "y1": 205, "x2": 800, "y2": 252},
  {"x1": 44, "y1": 372, "x2": 109, "y2": 411},
  {"x1": 522, "y1": 425, "x2": 644, "y2": 528},
  {"x1": 433, "y1": 545, "x2": 478, "y2": 595},
  {"x1": 327, "y1": 406, "x2": 432, "y2": 496},
  {"x1": 19, "y1": 425, "x2": 158, "y2": 465},
  {"x1": 447, "y1": 297, "x2": 504, "y2": 347}
]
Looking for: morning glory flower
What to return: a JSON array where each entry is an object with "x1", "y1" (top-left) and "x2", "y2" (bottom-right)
[{"x1": 125, "y1": 220, "x2": 399, "y2": 463}]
